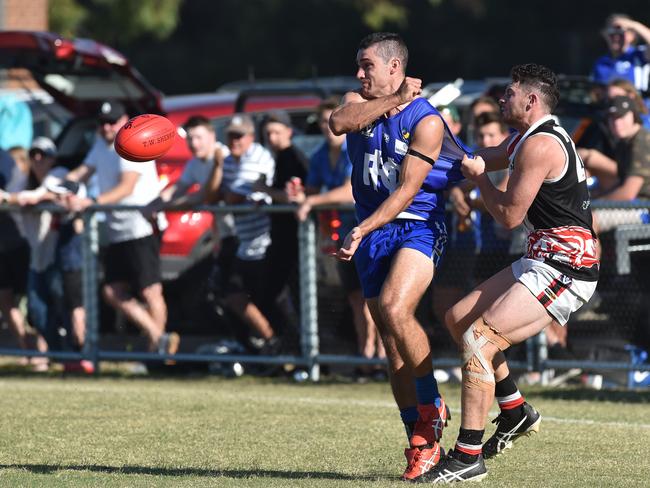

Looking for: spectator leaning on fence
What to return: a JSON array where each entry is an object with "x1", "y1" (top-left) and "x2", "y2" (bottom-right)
[
  {"x1": 205, "y1": 113, "x2": 281, "y2": 356},
  {"x1": 588, "y1": 95, "x2": 650, "y2": 232},
  {"x1": 0, "y1": 146, "x2": 40, "y2": 364},
  {"x1": 6, "y1": 137, "x2": 93, "y2": 373},
  {"x1": 146, "y1": 114, "x2": 237, "y2": 291},
  {"x1": 65, "y1": 100, "x2": 179, "y2": 357}
]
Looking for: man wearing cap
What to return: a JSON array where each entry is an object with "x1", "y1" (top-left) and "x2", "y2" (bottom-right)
[
  {"x1": 205, "y1": 113, "x2": 280, "y2": 355},
  {"x1": 585, "y1": 95, "x2": 650, "y2": 231},
  {"x1": 65, "y1": 100, "x2": 179, "y2": 357}
]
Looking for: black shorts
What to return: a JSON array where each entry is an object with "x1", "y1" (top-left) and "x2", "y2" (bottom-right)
[
  {"x1": 104, "y1": 235, "x2": 162, "y2": 291},
  {"x1": 225, "y1": 257, "x2": 269, "y2": 304},
  {"x1": 62, "y1": 269, "x2": 83, "y2": 310},
  {"x1": 0, "y1": 243, "x2": 29, "y2": 293}
]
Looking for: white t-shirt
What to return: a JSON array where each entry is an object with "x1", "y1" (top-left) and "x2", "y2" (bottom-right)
[
  {"x1": 84, "y1": 134, "x2": 162, "y2": 244},
  {"x1": 178, "y1": 142, "x2": 235, "y2": 238},
  {"x1": 222, "y1": 142, "x2": 275, "y2": 260}
]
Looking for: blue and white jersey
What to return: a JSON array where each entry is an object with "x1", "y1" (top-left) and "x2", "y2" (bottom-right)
[
  {"x1": 347, "y1": 97, "x2": 468, "y2": 223},
  {"x1": 592, "y1": 45, "x2": 650, "y2": 93}
]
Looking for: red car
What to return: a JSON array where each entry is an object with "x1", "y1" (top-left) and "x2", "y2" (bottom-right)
[{"x1": 0, "y1": 31, "x2": 340, "y2": 280}]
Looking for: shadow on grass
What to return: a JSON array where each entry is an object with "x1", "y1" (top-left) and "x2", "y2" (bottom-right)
[
  {"x1": 528, "y1": 387, "x2": 650, "y2": 404},
  {"x1": 0, "y1": 464, "x2": 387, "y2": 481}
]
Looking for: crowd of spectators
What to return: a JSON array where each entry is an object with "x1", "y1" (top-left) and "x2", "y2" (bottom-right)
[{"x1": 1, "y1": 13, "x2": 650, "y2": 376}]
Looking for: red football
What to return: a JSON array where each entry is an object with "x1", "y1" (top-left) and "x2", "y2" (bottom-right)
[{"x1": 115, "y1": 114, "x2": 176, "y2": 162}]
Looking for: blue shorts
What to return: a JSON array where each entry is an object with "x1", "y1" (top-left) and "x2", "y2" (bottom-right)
[{"x1": 354, "y1": 218, "x2": 448, "y2": 298}]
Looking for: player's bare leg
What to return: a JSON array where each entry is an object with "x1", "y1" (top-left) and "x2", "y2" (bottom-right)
[
  {"x1": 420, "y1": 276, "x2": 549, "y2": 482},
  {"x1": 371, "y1": 248, "x2": 450, "y2": 479}
]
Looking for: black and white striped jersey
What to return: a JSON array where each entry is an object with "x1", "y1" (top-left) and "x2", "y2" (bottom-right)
[{"x1": 507, "y1": 115, "x2": 599, "y2": 281}]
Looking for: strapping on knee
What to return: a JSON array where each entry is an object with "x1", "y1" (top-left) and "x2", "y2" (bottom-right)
[{"x1": 461, "y1": 317, "x2": 512, "y2": 391}]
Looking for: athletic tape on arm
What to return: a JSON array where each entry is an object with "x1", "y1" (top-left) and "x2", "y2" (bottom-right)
[{"x1": 461, "y1": 317, "x2": 512, "y2": 391}]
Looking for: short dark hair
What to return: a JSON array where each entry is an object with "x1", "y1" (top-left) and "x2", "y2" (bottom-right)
[
  {"x1": 475, "y1": 111, "x2": 508, "y2": 134},
  {"x1": 358, "y1": 32, "x2": 408, "y2": 73},
  {"x1": 510, "y1": 63, "x2": 560, "y2": 112},
  {"x1": 183, "y1": 115, "x2": 214, "y2": 133}
]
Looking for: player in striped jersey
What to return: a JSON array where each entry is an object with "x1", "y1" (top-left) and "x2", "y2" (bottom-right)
[{"x1": 422, "y1": 64, "x2": 600, "y2": 483}]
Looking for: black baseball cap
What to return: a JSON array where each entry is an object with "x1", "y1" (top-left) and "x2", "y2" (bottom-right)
[{"x1": 97, "y1": 100, "x2": 127, "y2": 123}]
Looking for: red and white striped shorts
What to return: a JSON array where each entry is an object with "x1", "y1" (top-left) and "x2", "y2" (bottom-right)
[{"x1": 511, "y1": 257, "x2": 598, "y2": 326}]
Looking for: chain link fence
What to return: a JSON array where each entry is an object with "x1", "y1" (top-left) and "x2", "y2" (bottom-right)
[{"x1": 0, "y1": 201, "x2": 649, "y2": 387}]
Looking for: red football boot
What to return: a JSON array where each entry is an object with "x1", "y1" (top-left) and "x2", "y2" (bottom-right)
[{"x1": 401, "y1": 443, "x2": 444, "y2": 481}]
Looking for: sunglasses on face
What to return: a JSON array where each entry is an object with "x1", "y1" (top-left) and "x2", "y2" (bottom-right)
[
  {"x1": 227, "y1": 132, "x2": 246, "y2": 140},
  {"x1": 604, "y1": 27, "x2": 626, "y2": 36},
  {"x1": 99, "y1": 118, "x2": 120, "y2": 126},
  {"x1": 28, "y1": 149, "x2": 50, "y2": 159}
]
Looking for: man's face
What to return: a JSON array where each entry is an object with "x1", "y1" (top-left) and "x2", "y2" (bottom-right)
[
  {"x1": 186, "y1": 125, "x2": 216, "y2": 159},
  {"x1": 608, "y1": 110, "x2": 637, "y2": 140},
  {"x1": 28, "y1": 150, "x2": 55, "y2": 180},
  {"x1": 227, "y1": 132, "x2": 254, "y2": 158},
  {"x1": 477, "y1": 122, "x2": 509, "y2": 148},
  {"x1": 604, "y1": 23, "x2": 634, "y2": 56},
  {"x1": 500, "y1": 82, "x2": 529, "y2": 126},
  {"x1": 356, "y1": 45, "x2": 393, "y2": 99},
  {"x1": 100, "y1": 114, "x2": 128, "y2": 144},
  {"x1": 264, "y1": 122, "x2": 292, "y2": 152},
  {"x1": 319, "y1": 109, "x2": 345, "y2": 147}
]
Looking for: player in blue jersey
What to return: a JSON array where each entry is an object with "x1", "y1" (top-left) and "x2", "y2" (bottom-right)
[{"x1": 329, "y1": 32, "x2": 468, "y2": 480}]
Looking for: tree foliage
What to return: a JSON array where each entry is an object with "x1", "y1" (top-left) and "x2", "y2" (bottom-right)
[
  {"x1": 49, "y1": 0, "x2": 87, "y2": 38},
  {"x1": 49, "y1": 0, "x2": 182, "y2": 43}
]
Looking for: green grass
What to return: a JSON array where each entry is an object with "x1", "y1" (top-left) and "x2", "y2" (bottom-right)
[{"x1": 0, "y1": 373, "x2": 649, "y2": 487}]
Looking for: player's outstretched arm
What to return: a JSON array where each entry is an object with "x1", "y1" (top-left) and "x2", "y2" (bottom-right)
[
  {"x1": 474, "y1": 136, "x2": 511, "y2": 172},
  {"x1": 337, "y1": 115, "x2": 443, "y2": 261},
  {"x1": 329, "y1": 77, "x2": 422, "y2": 135},
  {"x1": 462, "y1": 137, "x2": 561, "y2": 229}
]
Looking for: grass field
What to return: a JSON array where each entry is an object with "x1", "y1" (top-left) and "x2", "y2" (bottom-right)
[{"x1": 0, "y1": 371, "x2": 649, "y2": 487}]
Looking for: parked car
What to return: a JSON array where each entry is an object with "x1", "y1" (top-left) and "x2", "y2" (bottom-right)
[{"x1": 0, "y1": 31, "x2": 356, "y2": 282}]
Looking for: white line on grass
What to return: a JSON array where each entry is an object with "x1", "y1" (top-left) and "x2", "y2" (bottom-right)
[
  {"x1": 255, "y1": 394, "x2": 650, "y2": 430},
  {"x1": 3, "y1": 380, "x2": 649, "y2": 430}
]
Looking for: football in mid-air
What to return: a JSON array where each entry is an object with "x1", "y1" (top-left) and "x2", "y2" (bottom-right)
[{"x1": 115, "y1": 114, "x2": 176, "y2": 162}]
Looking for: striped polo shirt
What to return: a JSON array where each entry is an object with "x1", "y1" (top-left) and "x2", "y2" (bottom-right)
[{"x1": 222, "y1": 142, "x2": 275, "y2": 260}]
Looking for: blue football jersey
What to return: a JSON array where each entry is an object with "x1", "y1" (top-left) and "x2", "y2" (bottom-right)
[{"x1": 346, "y1": 97, "x2": 469, "y2": 222}]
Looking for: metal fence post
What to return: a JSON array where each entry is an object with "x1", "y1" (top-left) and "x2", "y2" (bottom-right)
[
  {"x1": 81, "y1": 210, "x2": 100, "y2": 374},
  {"x1": 298, "y1": 215, "x2": 319, "y2": 381}
]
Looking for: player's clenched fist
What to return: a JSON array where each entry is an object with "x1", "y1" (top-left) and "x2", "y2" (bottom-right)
[
  {"x1": 461, "y1": 154, "x2": 486, "y2": 181},
  {"x1": 395, "y1": 77, "x2": 422, "y2": 104}
]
